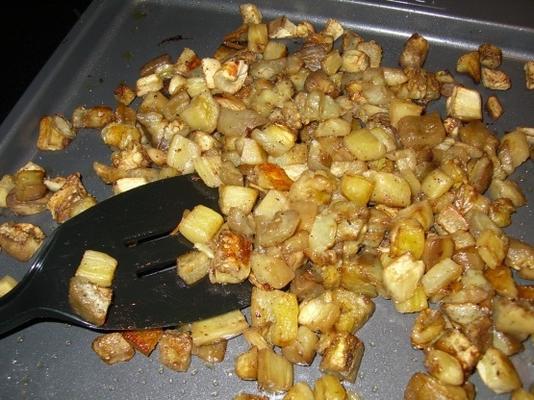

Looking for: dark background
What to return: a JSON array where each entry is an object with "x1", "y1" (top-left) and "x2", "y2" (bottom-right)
[{"x1": 0, "y1": 1, "x2": 92, "y2": 124}]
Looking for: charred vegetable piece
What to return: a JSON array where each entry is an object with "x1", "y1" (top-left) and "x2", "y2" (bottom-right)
[
  {"x1": 121, "y1": 329, "x2": 163, "y2": 357},
  {"x1": 0, "y1": 222, "x2": 45, "y2": 261}
]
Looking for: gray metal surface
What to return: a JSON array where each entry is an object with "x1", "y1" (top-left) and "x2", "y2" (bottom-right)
[{"x1": 0, "y1": 0, "x2": 533, "y2": 399}]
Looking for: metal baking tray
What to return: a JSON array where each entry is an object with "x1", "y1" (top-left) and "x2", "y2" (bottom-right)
[{"x1": 1, "y1": 0, "x2": 533, "y2": 399}]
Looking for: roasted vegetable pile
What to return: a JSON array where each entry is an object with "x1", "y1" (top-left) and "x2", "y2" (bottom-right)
[{"x1": 1, "y1": 3, "x2": 533, "y2": 399}]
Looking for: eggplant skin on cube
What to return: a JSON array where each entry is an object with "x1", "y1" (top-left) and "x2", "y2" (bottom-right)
[{"x1": 68, "y1": 276, "x2": 112, "y2": 326}]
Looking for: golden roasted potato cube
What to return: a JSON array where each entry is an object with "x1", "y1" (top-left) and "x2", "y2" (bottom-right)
[
  {"x1": 14, "y1": 165, "x2": 47, "y2": 203},
  {"x1": 72, "y1": 106, "x2": 114, "y2": 129},
  {"x1": 284, "y1": 382, "x2": 315, "y2": 400},
  {"x1": 421, "y1": 168, "x2": 454, "y2": 200},
  {"x1": 315, "y1": 118, "x2": 351, "y2": 137},
  {"x1": 425, "y1": 347, "x2": 464, "y2": 386},
  {"x1": 314, "y1": 374, "x2": 348, "y2": 400},
  {"x1": 68, "y1": 276, "x2": 112, "y2": 326},
  {"x1": 136, "y1": 74, "x2": 163, "y2": 97},
  {"x1": 213, "y1": 60, "x2": 249, "y2": 94},
  {"x1": 484, "y1": 265, "x2": 517, "y2": 299},
  {"x1": 322, "y1": 50, "x2": 343, "y2": 75},
  {"x1": 499, "y1": 129, "x2": 530, "y2": 174},
  {"x1": 191, "y1": 310, "x2": 248, "y2": 346},
  {"x1": 395, "y1": 285, "x2": 428, "y2": 314},
  {"x1": 166, "y1": 134, "x2": 200, "y2": 174},
  {"x1": 476, "y1": 347, "x2": 522, "y2": 394},
  {"x1": 308, "y1": 211, "x2": 337, "y2": 253},
  {"x1": 250, "y1": 252, "x2": 295, "y2": 290},
  {"x1": 218, "y1": 185, "x2": 258, "y2": 216},
  {"x1": 101, "y1": 123, "x2": 141, "y2": 150},
  {"x1": 193, "y1": 155, "x2": 222, "y2": 188},
  {"x1": 333, "y1": 289, "x2": 375, "y2": 333},
  {"x1": 175, "y1": 47, "x2": 201, "y2": 75},
  {"x1": 489, "y1": 179, "x2": 526, "y2": 208},
  {"x1": 257, "y1": 348, "x2": 293, "y2": 393},
  {"x1": 422, "y1": 235, "x2": 455, "y2": 269},
  {"x1": 37, "y1": 115, "x2": 76, "y2": 151},
  {"x1": 340, "y1": 174, "x2": 374, "y2": 207},
  {"x1": 390, "y1": 218, "x2": 425, "y2": 260},
  {"x1": 254, "y1": 163, "x2": 293, "y2": 191},
  {"x1": 421, "y1": 258, "x2": 463, "y2": 297},
  {"x1": 396, "y1": 200, "x2": 434, "y2": 231},
  {"x1": 177, "y1": 205, "x2": 224, "y2": 244},
  {"x1": 265, "y1": 289, "x2": 299, "y2": 347},
  {"x1": 255, "y1": 209, "x2": 300, "y2": 247},
  {"x1": 47, "y1": 173, "x2": 96, "y2": 223},
  {"x1": 400, "y1": 33, "x2": 429, "y2": 68},
  {"x1": 121, "y1": 329, "x2": 163, "y2": 357},
  {"x1": 492, "y1": 330, "x2": 524, "y2": 357},
  {"x1": 476, "y1": 229, "x2": 508, "y2": 269},
  {"x1": 493, "y1": 296, "x2": 534, "y2": 336},
  {"x1": 159, "y1": 331, "x2": 193, "y2": 372},
  {"x1": 282, "y1": 325, "x2": 318, "y2": 365},
  {"x1": 383, "y1": 253, "x2": 425, "y2": 302},
  {"x1": 75, "y1": 250, "x2": 118, "y2": 288},
  {"x1": 298, "y1": 292, "x2": 341, "y2": 333},
  {"x1": 479, "y1": 43, "x2": 502, "y2": 68},
  {"x1": 210, "y1": 229, "x2": 252, "y2": 284},
  {"x1": 268, "y1": 16, "x2": 297, "y2": 39},
  {"x1": 389, "y1": 99, "x2": 423, "y2": 128},
  {"x1": 240, "y1": 3, "x2": 262, "y2": 24},
  {"x1": 239, "y1": 138, "x2": 267, "y2": 165},
  {"x1": 235, "y1": 346, "x2": 258, "y2": 380},
  {"x1": 340, "y1": 260, "x2": 382, "y2": 297},
  {"x1": 357, "y1": 40, "x2": 382, "y2": 68},
  {"x1": 323, "y1": 18, "x2": 344, "y2": 40},
  {"x1": 524, "y1": 60, "x2": 534, "y2": 90},
  {"x1": 365, "y1": 170, "x2": 411, "y2": 208},
  {"x1": 404, "y1": 372, "x2": 475, "y2": 400},
  {"x1": 0, "y1": 275, "x2": 17, "y2": 297},
  {"x1": 481, "y1": 67, "x2": 511, "y2": 90},
  {"x1": 456, "y1": 51, "x2": 481, "y2": 83},
  {"x1": 486, "y1": 96, "x2": 504, "y2": 120},
  {"x1": 180, "y1": 91, "x2": 219, "y2": 133},
  {"x1": 434, "y1": 329, "x2": 481, "y2": 373},
  {"x1": 383, "y1": 67, "x2": 408, "y2": 86},
  {"x1": 411, "y1": 309, "x2": 447, "y2": 349},
  {"x1": 251, "y1": 124, "x2": 296, "y2": 156},
  {"x1": 341, "y1": 49, "x2": 369, "y2": 73},
  {"x1": 112, "y1": 177, "x2": 148, "y2": 195},
  {"x1": 446, "y1": 86, "x2": 482, "y2": 121},
  {"x1": 138, "y1": 91, "x2": 168, "y2": 114},
  {"x1": 505, "y1": 238, "x2": 533, "y2": 271},
  {"x1": 243, "y1": 327, "x2": 271, "y2": 350},
  {"x1": 177, "y1": 250, "x2": 210, "y2": 285},
  {"x1": 92, "y1": 333, "x2": 135, "y2": 365},
  {"x1": 192, "y1": 339, "x2": 227, "y2": 363},
  {"x1": 186, "y1": 76, "x2": 208, "y2": 97},
  {"x1": 0, "y1": 222, "x2": 45, "y2": 262},
  {"x1": 253, "y1": 189, "x2": 290, "y2": 219},
  {"x1": 319, "y1": 331, "x2": 364, "y2": 382},
  {"x1": 343, "y1": 128, "x2": 386, "y2": 161},
  {"x1": 114, "y1": 83, "x2": 136, "y2": 105},
  {"x1": 263, "y1": 41, "x2": 287, "y2": 60},
  {"x1": 248, "y1": 23, "x2": 269, "y2": 53}
]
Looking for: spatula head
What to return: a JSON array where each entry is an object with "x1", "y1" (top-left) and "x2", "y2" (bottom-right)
[{"x1": 34, "y1": 175, "x2": 251, "y2": 330}]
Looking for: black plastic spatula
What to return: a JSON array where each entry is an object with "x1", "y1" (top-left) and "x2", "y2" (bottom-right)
[{"x1": 0, "y1": 176, "x2": 251, "y2": 335}]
